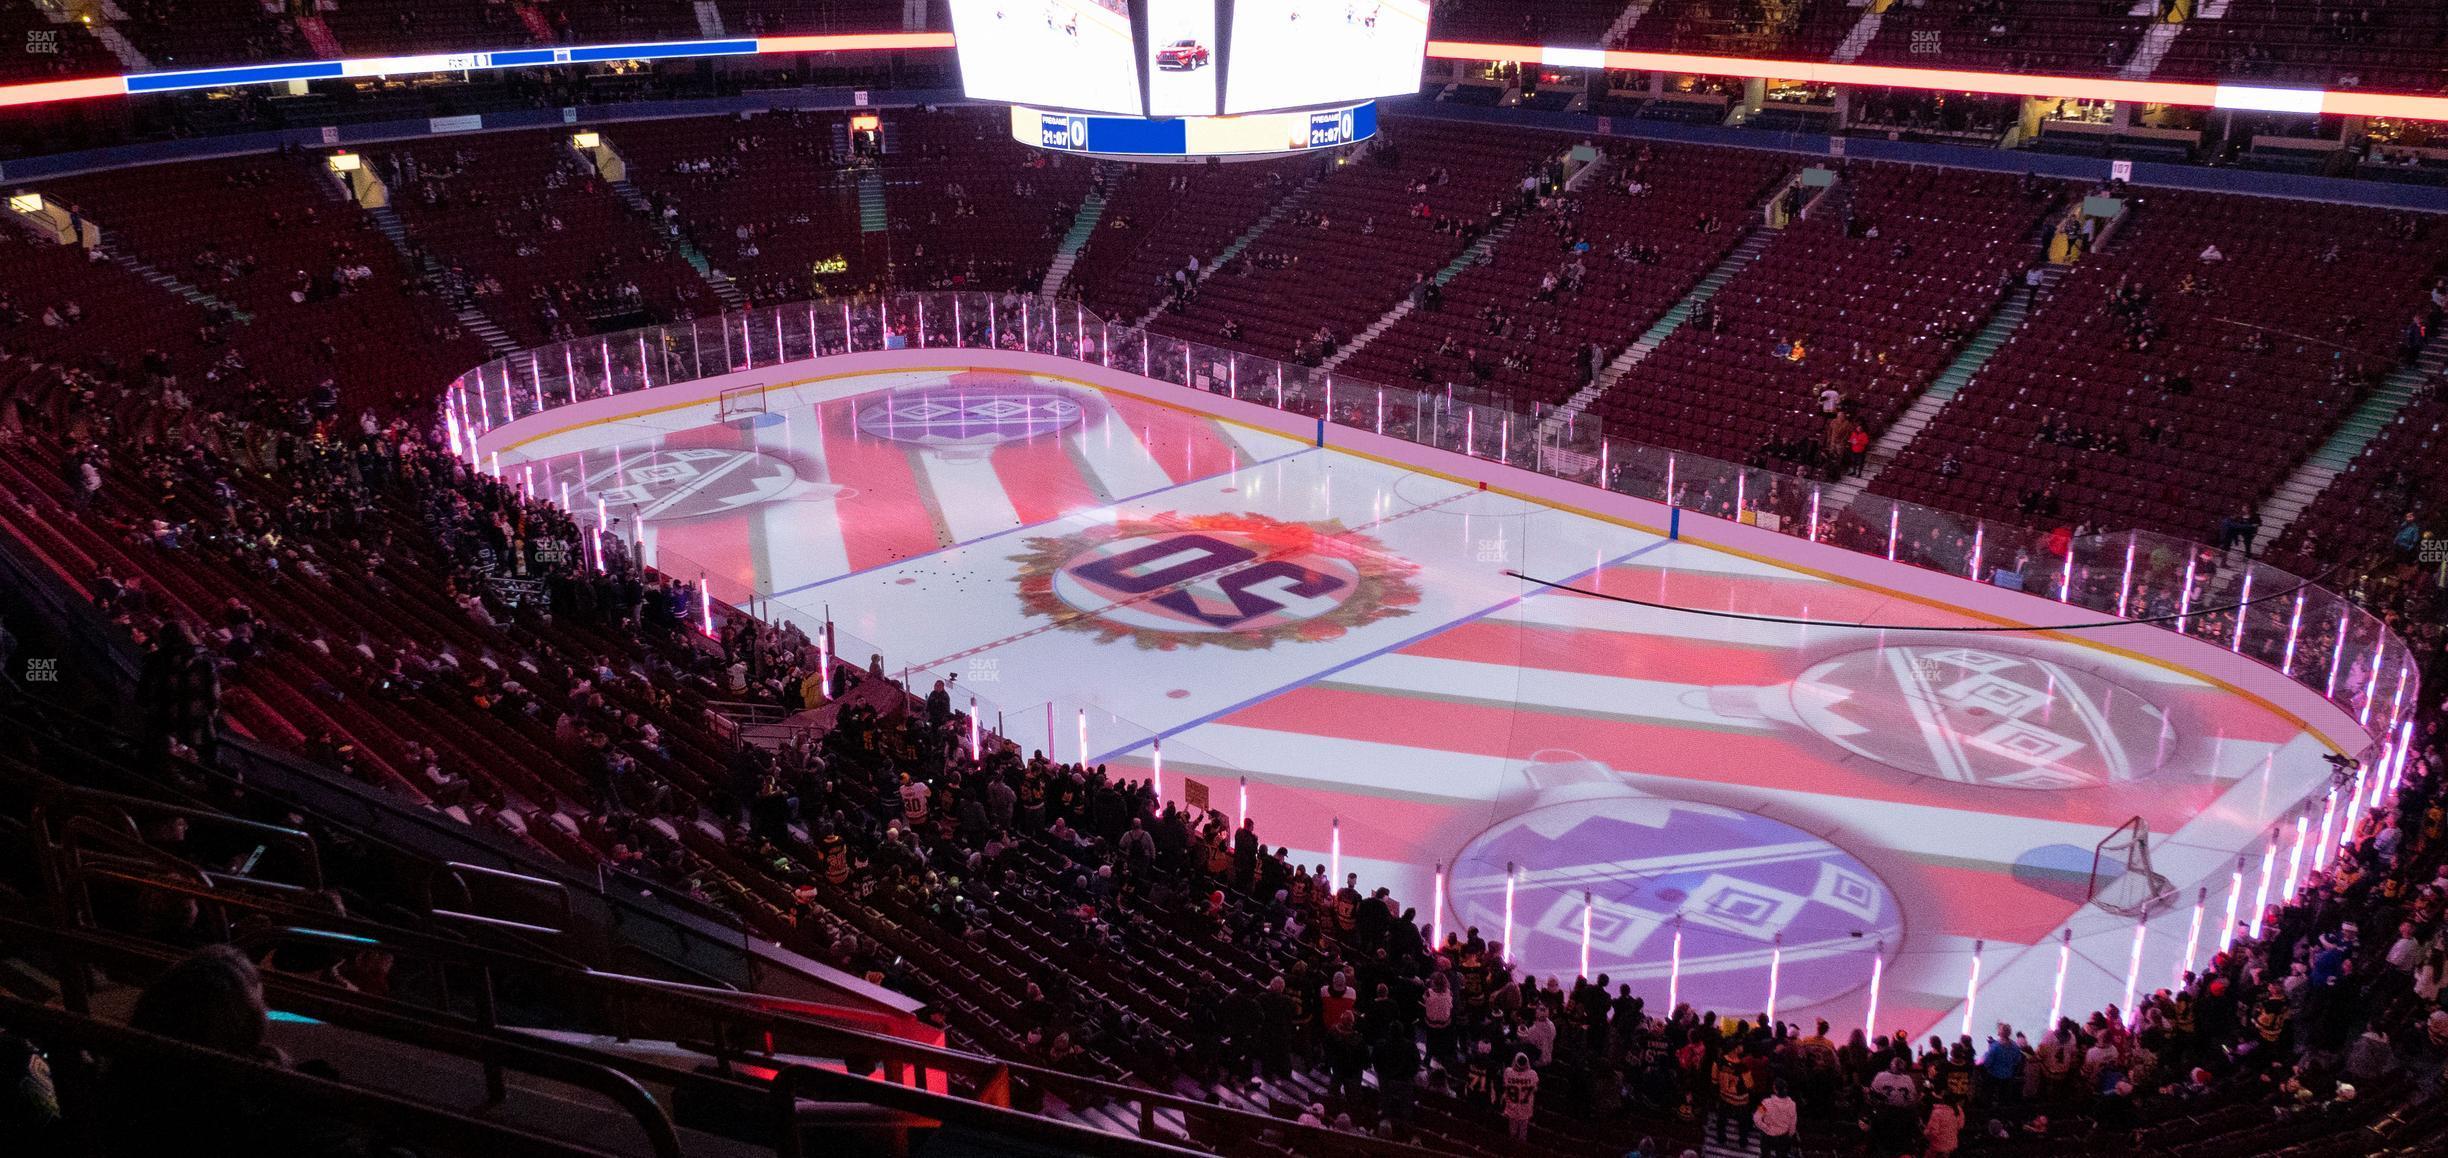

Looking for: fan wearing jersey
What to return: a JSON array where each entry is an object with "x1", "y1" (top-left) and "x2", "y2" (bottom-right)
[{"x1": 1501, "y1": 1052, "x2": 1538, "y2": 1141}]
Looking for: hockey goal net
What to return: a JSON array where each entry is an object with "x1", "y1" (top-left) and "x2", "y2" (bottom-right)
[
  {"x1": 717, "y1": 383, "x2": 767, "y2": 422},
  {"x1": 2089, "y1": 815, "x2": 2177, "y2": 918}
]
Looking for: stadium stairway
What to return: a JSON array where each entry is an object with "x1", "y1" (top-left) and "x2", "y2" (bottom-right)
[
  {"x1": 1603, "y1": 0, "x2": 1659, "y2": 45},
  {"x1": 1822, "y1": 263, "x2": 2065, "y2": 512},
  {"x1": 1317, "y1": 219, "x2": 1515, "y2": 373},
  {"x1": 512, "y1": 2, "x2": 556, "y2": 43},
  {"x1": 2119, "y1": 18, "x2": 2185, "y2": 78},
  {"x1": 1128, "y1": 171, "x2": 1324, "y2": 330},
  {"x1": 858, "y1": 170, "x2": 889, "y2": 234},
  {"x1": 1538, "y1": 225, "x2": 1775, "y2": 438},
  {"x1": 95, "y1": 234, "x2": 251, "y2": 322},
  {"x1": 296, "y1": 13, "x2": 345, "y2": 57},
  {"x1": 366, "y1": 202, "x2": 521, "y2": 356},
  {"x1": 613, "y1": 177, "x2": 749, "y2": 311},
  {"x1": 2250, "y1": 324, "x2": 2448, "y2": 550},
  {"x1": 1323, "y1": 150, "x2": 1610, "y2": 374},
  {"x1": 1039, "y1": 167, "x2": 1113, "y2": 298},
  {"x1": 23, "y1": 0, "x2": 134, "y2": 70},
  {"x1": 86, "y1": 16, "x2": 153, "y2": 72},
  {"x1": 1829, "y1": 6, "x2": 1883, "y2": 63}
]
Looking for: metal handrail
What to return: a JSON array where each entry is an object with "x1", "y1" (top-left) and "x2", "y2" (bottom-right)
[
  {"x1": 0, "y1": 993, "x2": 631, "y2": 1158},
  {"x1": 65, "y1": 867, "x2": 590, "y2": 972},
  {"x1": 766, "y1": 1063, "x2": 1210, "y2": 1158},
  {"x1": 31, "y1": 781, "x2": 324, "y2": 892},
  {"x1": 7, "y1": 900, "x2": 1446, "y2": 1158},
  {"x1": 2, "y1": 917, "x2": 1355, "y2": 1158},
  {"x1": 50, "y1": 815, "x2": 331, "y2": 918},
  {"x1": 2, "y1": 704, "x2": 1437, "y2": 1157},
  {"x1": 14, "y1": 910, "x2": 1282, "y2": 1155},
  {"x1": 706, "y1": 699, "x2": 797, "y2": 725},
  {"x1": 437, "y1": 859, "x2": 575, "y2": 935},
  {"x1": 348, "y1": 929, "x2": 1452, "y2": 1158}
]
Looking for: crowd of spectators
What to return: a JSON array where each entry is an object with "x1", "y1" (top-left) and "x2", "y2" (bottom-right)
[
  {"x1": 3, "y1": 308, "x2": 2443, "y2": 1158},
  {"x1": 15, "y1": 296, "x2": 2441, "y2": 1155},
  {"x1": 8, "y1": 104, "x2": 2448, "y2": 1156}
]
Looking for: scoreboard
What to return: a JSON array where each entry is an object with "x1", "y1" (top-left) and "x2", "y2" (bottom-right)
[
  {"x1": 948, "y1": 0, "x2": 1429, "y2": 119},
  {"x1": 1009, "y1": 100, "x2": 1376, "y2": 159}
]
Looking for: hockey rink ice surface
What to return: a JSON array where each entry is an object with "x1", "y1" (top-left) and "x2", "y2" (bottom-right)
[{"x1": 505, "y1": 366, "x2": 2346, "y2": 1039}]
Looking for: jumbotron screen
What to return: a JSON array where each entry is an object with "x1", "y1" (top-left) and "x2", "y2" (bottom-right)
[
  {"x1": 1145, "y1": 0, "x2": 1220, "y2": 117},
  {"x1": 948, "y1": 0, "x2": 1429, "y2": 118},
  {"x1": 946, "y1": 0, "x2": 1144, "y2": 115},
  {"x1": 1224, "y1": 0, "x2": 1432, "y2": 114}
]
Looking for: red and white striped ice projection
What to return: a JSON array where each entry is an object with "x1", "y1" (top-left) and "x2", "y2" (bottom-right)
[{"x1": 511, "y1": 367, "x2": 2343, "y2": 1036}]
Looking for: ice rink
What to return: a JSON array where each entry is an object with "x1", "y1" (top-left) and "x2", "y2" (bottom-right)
[{"x1": 505, "y1": 365, "x2": 2344, "y2": 1040}]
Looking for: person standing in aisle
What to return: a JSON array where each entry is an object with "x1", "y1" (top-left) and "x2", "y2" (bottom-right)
[{"x1": 1501, "y1": 1051, "x2": 1539, "y2": 1142}]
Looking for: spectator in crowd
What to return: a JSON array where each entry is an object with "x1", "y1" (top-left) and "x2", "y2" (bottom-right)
[
  {"x1": 136, "y1": 620, "x2": 220, "y2": 767},
  {"x1": 1501, "y1": 1051, "x2": 1538, "y2": 1141}
]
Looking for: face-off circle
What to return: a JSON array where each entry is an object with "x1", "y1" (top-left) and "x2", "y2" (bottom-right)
[
  {"x1": 581, "y1": 448, "x2": 803, "y2": 522},
  {"x1": 854, "y1": 384, "x2": 1087, "y2": 450},
  {"x1": 1012, "y1": 513, "x2": 1423, "y2": 650},
  {"x1": 1450, "y1": 791, "x2": 1902, "y2": 1013},
  {"x1": 1785, "y1": 644, "x2": 2172, "y2": 789}
]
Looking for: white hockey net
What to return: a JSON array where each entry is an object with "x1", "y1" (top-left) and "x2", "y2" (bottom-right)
[
  {"x1": 2089, "y1": 816, "x2": 2177, "y2": 918},
  {"x1": 717, "y1": 383, "x2": 767, "y2": 421}
]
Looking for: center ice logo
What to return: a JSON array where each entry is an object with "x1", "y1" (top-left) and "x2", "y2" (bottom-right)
[{"x1": 1011, "y1": 513, "x2": 1422, "y2": 650}]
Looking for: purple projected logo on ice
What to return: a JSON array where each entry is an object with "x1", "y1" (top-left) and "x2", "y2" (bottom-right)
[
  {"x1": 1011, "y1": 513, "x2": 1422, "y2": 651},
  {"x1": 580, "y1": 448, "x2": 808, "y2": 522},
  {"x1": 1450, "y1": 755, "x2": 1902, "y2": 1015},
  {"x1": 1786, "y1": 645, "x2": 2172, "y2": 789},
  {"x1": 855, "y1": 384, "x2": 1087, "y2": 451}
]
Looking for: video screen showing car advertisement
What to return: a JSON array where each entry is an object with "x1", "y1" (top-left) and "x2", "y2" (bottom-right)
[
  {"x1": 947, "y1": 0, "x2": 1143, "y2": 115},
  {"x1": 1144, "y1": 0, "x2": 1219, "y2": 117},
  {"x1": 1223, "y1": 0, "x2": 1432, "y2": 114}
]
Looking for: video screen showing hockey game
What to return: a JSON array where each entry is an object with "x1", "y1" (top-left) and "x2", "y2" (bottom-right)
[
  {"x1": 1224, "y1": 0, "x2": 1433, "y2": 114},
  {"x1": 948, "y1": 0, "x2": 1144, "y2": 114}
]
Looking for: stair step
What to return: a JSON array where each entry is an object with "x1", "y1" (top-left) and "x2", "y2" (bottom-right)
[
  {"x1": 1132, "y1": 172, "x2": 1330, "y2": 329},
  {"x1": 2249, "y1": 356, "x2": 2427, "y2": 545},
  {"x1": 1826, "y1": 272, "x2": 2040, "y2": 507},
  {"x1": 857, "y1": 171, "x2": 889, "y2": 234},
  {"x1": 297, "y1": 14, "x2": 345, "y2": 57},
  {"x1": 1540, "y1": 221, "x2": 1771, "y2": 436},
  {"x1": 89, "y1": 23, "x2": 152, "y2": 71},
  {"x1": 1042, "y1": 184, "x2": 1110, "y2": 297},
  {"x1": 1324, "y1": 155, "x2": 1586, "y2": 369}
]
